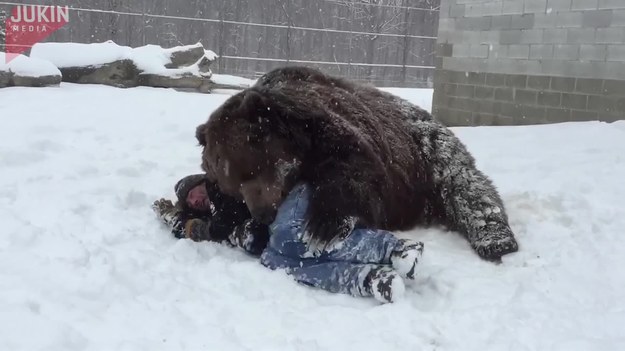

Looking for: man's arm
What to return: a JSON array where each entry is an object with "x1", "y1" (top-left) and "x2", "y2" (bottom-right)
[
  {"x1": 152, "y1": 198, "x2": 187, "y2": 239},
  {"x1": 227, "y1": 219, "x2": 270, "y2": 256},
  {"x1": 184, "y1": 217, "x2": 269, "y2": 256},
  {"x1": 153, "y1": 198, "x2": 269, "y2": 255}
]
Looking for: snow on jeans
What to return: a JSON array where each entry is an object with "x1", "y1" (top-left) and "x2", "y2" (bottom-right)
[{"x1": 260, "y1": 182, "x2": 404, "y2": 298}]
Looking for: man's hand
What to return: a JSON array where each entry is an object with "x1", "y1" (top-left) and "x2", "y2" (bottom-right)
[
  {"x1": 152, "y1": 198, "x2": 184, "y2": 234},
  {"x1": 152, "y1": 198, "x2": 175, "y2": 216},
  {"x1": 184, "y1": 218, "x2": 211, "y2": 242}
]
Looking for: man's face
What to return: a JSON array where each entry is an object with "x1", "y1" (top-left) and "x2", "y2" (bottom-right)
[{"x1": 186, "y1": 184, "x2": 211, "y2": 212}]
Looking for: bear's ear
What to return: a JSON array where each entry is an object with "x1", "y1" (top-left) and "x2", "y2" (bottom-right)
[
  {"x1": 195, "y1": 122, "x2": 208, "y2": 146},
  {"x1": 238, "y1": 89, "x2": 273, "y2": 144},
  {"x1": 240, "y1": 90, "x2": 270, "y2": 119}
]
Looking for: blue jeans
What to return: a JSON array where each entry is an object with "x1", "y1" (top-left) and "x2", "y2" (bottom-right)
[{"x1": 260, "y1": 183, "x2": 403, "y2": 297}]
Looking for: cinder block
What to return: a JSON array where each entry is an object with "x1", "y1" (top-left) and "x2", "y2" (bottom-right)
[
  {"x1": 570, "y1": 109, "x2": 599, "y2": 121},
  {"x1": 613, "y1": 10, "x2": 625, "y2": 27},
  {"x1": 486, "y1": 73, "x2": 506, "y2": 86},
  {"x1": 449, "y1": 70, "x2": 471, "y2": 84},
  {"x1": 450, "y1": 4, "x2": 466, "y2": 18},
  {"x1": 557, "y1": 12, "x2": 584, "y2": 28},
  {"x1": 495, "y1": 87, "x2": 515, "y2": 101},
  {"x1": 572, "y1": 0, "x2": 598, "y2": 10},
  {"x1": 515, "y1": 89, "x2": 538, "y2": 104},
  {"x1": 520, "y1": 29, "x2": 544, "y2": 43},
  {"x1": 489, "y1": 44, "x2": 507, "y2": 59},
  {"x1": 530, "y1": 44, "x2": 555, "y2": 59},
  {"x1": 468, "y1": 72, "x2": 487, "y2": 84},
  {"x1": 588, "y1": 95, "x2": 618, "y2": 113},
  {"x1": 508, "y1": 44, "x2": 531, "y2": 59},
  {"x1": 506, "y1": 74, "x2": 528, "y2": 88},
  {"x1": 502, "y1": 0, "x2": 524, "y2": 15},
  {"x1": 443, "y1": 83, "x2": 458, "y2": 96},
  {"x1": 563, "y1": 61, "x2": 603, "y2": 79},
  {"x1": 575, "y1": 78, "x2": 605, "y2": 94},
  {"x1": 445, "y1": 110, "x2": 475, "y2": 127},
  {"x1": 501, "y1": 30, "x2": 522, "y2": 44},
  {"x1": 595, "y1": 27, "x2": 625, "y2": 43},
  {"x1": 599, "y1": 0, "x2": 625, "y2": 10},
  {"x1": 525, "y1": 60, "x2": 545, "y2": 73},
  {"x1": 439, "y1": 2, "x2": 450, "y2": 19},
  {"x1": 528, "y1": 75, "x2": 552, "y2": 90},
  {"x1": 554, "y1": 44, "x2": 580, "y2": 60},
  {"x1": 543, "y1": 28, "x2": 568, "y2": 43},
  {"x1": 438, "y1": 18, "x2": 456, "y2": 32},
  {"x1": 607, "y1": 45, "x2": 625, "y2": 61},
  {"x1": 475, "y1": 86, "x2": 495, "y2": 99},
  {"x1": 473, "y1": 113, "x2": 497, "y2": 126},
  {"x1": 456, "y1": 17, "x2": 492, "y2": 31},
  {"x1": 492, "y1": 15, "x2": 512, "y2": 30},
  {"x1": 535, "y1": 14, "x2": 557, "y2": 28},
  {"x1": 437, "y1": 31, "x2": 451, "y2": 44},
  {"x1": 604, "y1": 62, "x2": 625, "y2": 80},
  {"x1": 525, "y1": 0, "x2": 547, "y2": 13},
  {"x1": 437, "y1": 43, "x2": 454, "y2": 57},
  {"x1": 519, "y1": 105, "x2": 546, "y2": 122},
  {"x1": 490, "y1": 58, "x2": 529, "y2": 75},
  {"x1": 463, "y1": 31, "x2": 482, "y2": 43},
  {"x1": 562, "y1": 93, "x2": 589, "y2": 109},
  {"x1": 510, "y1": 14, "x2": 536, "y2": 30},
  {"x1": 551, "y1": 77, "x2": 577, "y2": 91},
  {"x1": 493, "y1": 115, "x2": 516, "y2": 126},
  {"x1": 582, "y1": 10, "x2": 613, "y2": 28},
  {"x1": 451, "y1": 97, "x2": 479, "y2": 111},
  {"x1": 499, "y1": 101, "x2": 521, "y2": 117},
  {"x1": 455, "y1": 84, "x2": 475, "y2": 98},
  {"x1": 466, "y1": 1, "x2": 502, "y2": 17},
  {"x1": 547, "y1": 0, "x2": 573, "y2": 12},
  {"x1": 453, "y1": 44, "x2": 471, "y2": 57},
  {"x1": 537, "y1": 91, "x2": 562, "y2": 106},
  {"x1": 567, "y1": 28, "x2": 596, "y2": 43},
  {"x1": 602, "y1": 79, "x2": 625, "y2": 95},
  {"x1": 545, "y1": 107, "x2": 572, "y2": 122},
  {"x1": 580, "y1": 44, "x2": 608, "y2": 61},
  {"x1": 442, "y1": 57, "x2": 462, "y2": 71},
  {"x1": 480, "y1": 31, "x2": 500, "y2": 44}
]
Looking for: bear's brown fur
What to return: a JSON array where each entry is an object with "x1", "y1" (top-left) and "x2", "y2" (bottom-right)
[{"x1": 196, "y1": 66, "x2": 518, "y2": 260}]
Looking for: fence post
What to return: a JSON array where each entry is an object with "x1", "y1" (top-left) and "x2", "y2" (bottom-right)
[
  {"x1": 141, "y1": 0, "x2": 146, "y2": 46},
  {"x1": 286, "y1": 0, "x2": 292, "y2": 64},
  {"x1": 401, "y1": 0, "x2": 410, "y2": 87},
  {"x1": 347, "y1": 1, "x2": 353, "y2": 78},
  {"x1": 218, "y1": 0, "x2": 225, "y2": 72}
]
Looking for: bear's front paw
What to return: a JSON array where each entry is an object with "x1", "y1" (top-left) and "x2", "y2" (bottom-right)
[{"x1": 472, "y1": 228, "x2": 518, "y2": 261}]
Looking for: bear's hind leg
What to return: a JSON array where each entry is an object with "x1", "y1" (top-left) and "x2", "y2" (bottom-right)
[
  {"x1": 419, "y1": 123, "x2": 519, "y2": 260},
  {"x1": 441, "y1": 165, "x2": 518, "y2": 260}
]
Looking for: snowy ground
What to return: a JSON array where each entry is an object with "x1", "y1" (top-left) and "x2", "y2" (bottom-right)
[{"x1": 0, "y1": 84, "x2": 624, "y2": 351}]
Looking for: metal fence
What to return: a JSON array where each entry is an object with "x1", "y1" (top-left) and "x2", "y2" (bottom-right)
[{"x1": 1, "y1": 0, "x2": 440, "y2": 87}]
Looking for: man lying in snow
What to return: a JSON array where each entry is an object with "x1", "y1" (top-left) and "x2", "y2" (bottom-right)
[
  {"x1": 153, "y1": 174, "x2": 425, "y2": 303},
  {"x1": 152, "y1": 174, "x2": 269, "y2": 255}
]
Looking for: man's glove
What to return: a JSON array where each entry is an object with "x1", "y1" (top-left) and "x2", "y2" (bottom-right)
[
  {"x1": 152, "y1": 198, "x2": 185, "y2": 237},
  {"x1": 184, "y1": 218, "x2": 211, "y2": 242}
]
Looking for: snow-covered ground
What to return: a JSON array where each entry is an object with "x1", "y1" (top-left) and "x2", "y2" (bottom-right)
[{"x1": 0, "y1": 84, "x2": 624, "y2": 351}]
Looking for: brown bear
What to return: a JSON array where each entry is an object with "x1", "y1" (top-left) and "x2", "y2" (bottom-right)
[{"x1": 196, "y1": 66, "x2": 518, "y2": 261}]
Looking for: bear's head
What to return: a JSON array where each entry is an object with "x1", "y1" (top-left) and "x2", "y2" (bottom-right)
[{"x1": 196, "y1": 88, "x2": 311, "y2": 224}]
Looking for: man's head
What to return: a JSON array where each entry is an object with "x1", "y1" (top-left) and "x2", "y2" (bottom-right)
[
  {"x1": 195, "y1": 89, "x2": 305, "y2": 224},
  {"x1": 175, "y1": 174, "x2": 212, "y2": 212}
]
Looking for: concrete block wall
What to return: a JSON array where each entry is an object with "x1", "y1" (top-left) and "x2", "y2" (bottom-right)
[{"x1": 433, "y1": 0, "x2": 625, "y2": 126}]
